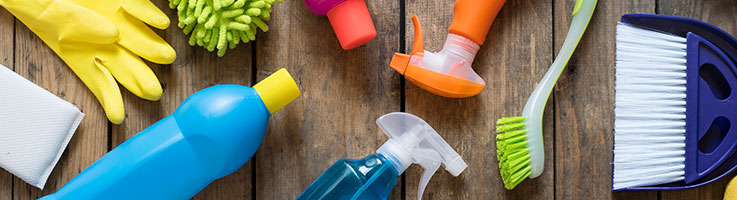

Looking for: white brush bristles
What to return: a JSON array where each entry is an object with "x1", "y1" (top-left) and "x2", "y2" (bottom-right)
[{"x1": 613, "y1": 23, "x2": 688, "y2": 190}]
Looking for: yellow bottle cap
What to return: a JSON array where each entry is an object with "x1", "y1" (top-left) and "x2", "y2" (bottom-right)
[{"x1": 254, "y1": 68, "x2": 300, "y2": 114}]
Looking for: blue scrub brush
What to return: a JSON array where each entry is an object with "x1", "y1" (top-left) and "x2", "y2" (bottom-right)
[{"x1": 614, "y1": 13, "x2": 737, "y2": 190}]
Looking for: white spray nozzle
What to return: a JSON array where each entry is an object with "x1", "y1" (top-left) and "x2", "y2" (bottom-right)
[{"x1": 375, "y1": 112, "x2": 467, "y2": 200}]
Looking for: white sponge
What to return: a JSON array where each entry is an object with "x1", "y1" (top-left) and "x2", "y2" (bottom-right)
[{"x1": 0, "y1": 65, "x2": 84, "y2": 189}]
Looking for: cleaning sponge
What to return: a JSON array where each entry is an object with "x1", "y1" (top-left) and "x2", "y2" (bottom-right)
[
  {"x1": 0, "y1": 65, "x2": 84, "y2": 189},
  {"x1": 169, "y1": 0, "x2": 282, "y2": 57}
]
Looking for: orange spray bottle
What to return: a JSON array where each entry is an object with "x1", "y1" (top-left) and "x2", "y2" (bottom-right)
[{"x1": 390, "y1": 0, "x2": 506, "y2": 98}]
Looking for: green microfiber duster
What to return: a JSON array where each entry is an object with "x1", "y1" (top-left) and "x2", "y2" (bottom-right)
[{"x1": 169, "y1": 0, "x2": 281, "y2": 57}]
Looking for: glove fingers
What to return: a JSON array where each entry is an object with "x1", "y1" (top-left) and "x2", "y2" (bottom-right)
[
  {"x1": 89, "y1": 58, "x2": 126, "y2": 124},
  {"x1": 116, "y1": 19, "x2": 177, "y2": 64},
  {"x1": 122, "y1": 0, "x2": 170, "y2": 30},
  {"x1": 100, "y1": 44, "x2": 163, "y2": 102},
  {"x1": 61, "y1": 44, "x2": 125, "y2": 124}
]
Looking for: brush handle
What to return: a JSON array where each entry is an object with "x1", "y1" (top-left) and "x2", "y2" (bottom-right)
[
  {"x1": 521, "y1": 0, "x2": 596, "y2": 179},
  {"x1": 684, "y1": 33, "x2": 737, "y2": 184}
]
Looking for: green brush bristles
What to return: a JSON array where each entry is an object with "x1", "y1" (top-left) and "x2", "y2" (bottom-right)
[
  {"x1": 169, "y1": 0, "x2": 282, "y2": 57},
  {"x1": 495, "y1": 116, "x2": 532, "y2": 190}
]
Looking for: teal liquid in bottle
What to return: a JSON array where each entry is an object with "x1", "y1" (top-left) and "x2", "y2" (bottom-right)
[
  {"x1": 297, "y1": 112, "x2": 467, "y2": 200},
  {"x1": 298, "y1": 154, "x2": 398, "y2": 200}
]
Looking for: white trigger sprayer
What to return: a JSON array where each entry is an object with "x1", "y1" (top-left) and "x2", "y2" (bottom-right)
[{"x1": 376, "y1": 112, "x2": 467, "y2": 199}]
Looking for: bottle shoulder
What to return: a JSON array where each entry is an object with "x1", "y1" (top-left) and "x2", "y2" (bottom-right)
[
  {"x1": 334, "y1": 154, "x2": 398, "y2": 179},
  {"x1": 297, "y1": 154, "x2": 398, "y2": 200},
  {"x1": 173, "y1": 85, "x2": 270, "y2": 134},
  {"x1": 170, "y1": 85, "x2": 271, "y2": 177}
]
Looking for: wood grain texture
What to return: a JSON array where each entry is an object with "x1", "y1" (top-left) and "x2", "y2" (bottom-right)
[
  {"x1": 657, "y1": 0, "x2": 737, "y2": 199},
  {"x1": 0, "y1": 7, "x2": 12, "y2": 200},
  {"x1": 254, "y1": 0, "x2": 402, "y2": 199},
  {"x1": 11, "y1": 12, "x2": 108, "y2": 200},
  {"x1": 404, "y1": 0, "x2": 554, "y2": 199},
  {"x1": 111, "y1": 1, "x2": 255, "y2": 199},
  {"x1": 1, "y1": 0, "x2": 736, "y2": 199},
  {"x1": 553, "y1": 0, "x2": 657, "y2": 199}
]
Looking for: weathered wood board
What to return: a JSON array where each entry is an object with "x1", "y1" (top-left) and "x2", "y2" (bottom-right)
[{"x1": 0, "y1": 0, "x2": 734, "y2": 199}]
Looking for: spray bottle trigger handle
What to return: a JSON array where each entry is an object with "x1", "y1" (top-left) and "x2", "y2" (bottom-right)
[
  {"x1": 413, "y1": 149, "x2": 442, "y2": 200},
  {"x1": 410, "y1": 15, "x2": 424, "y2": 55},
  {"x1": 390, "y1": 16, "x2": 424, "y2": 75},
  {"x1": 390, "y1": 53, "x2": 411, "y2": 75}
]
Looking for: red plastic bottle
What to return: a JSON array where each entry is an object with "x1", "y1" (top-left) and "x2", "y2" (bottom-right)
[{"x1": 304, "y1": 0, "x2": 377, "y2": 50}]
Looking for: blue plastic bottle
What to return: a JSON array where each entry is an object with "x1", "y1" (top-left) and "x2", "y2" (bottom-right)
[
  {"x1": 298, "y1": 154, "x2": 399, "y2": 199},
  {"x1": 40, "y1": 69, "x2": 300, "y2": 200},
  {"x1": 297, "y1": 112, "x2": 467, "y2": 200}
]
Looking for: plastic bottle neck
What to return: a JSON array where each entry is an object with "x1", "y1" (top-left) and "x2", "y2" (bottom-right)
[
  {"x1": 442, "y1": 33, "x2": 480, "y2": 63},
  {"x1": 377, "y1": 139, "x2": 411, "y2": 175}
]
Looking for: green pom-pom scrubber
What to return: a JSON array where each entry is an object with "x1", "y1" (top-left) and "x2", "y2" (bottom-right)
[{"x1": 169, "y1": 0, "x2": 281, "y2": 57}]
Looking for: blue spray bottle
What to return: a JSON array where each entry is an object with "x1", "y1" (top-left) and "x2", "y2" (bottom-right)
[
  {"x1": 40, "y1": 69, "x2": 300, "y2": 200},
  {"x1": 297, "y1": 112, "x2": 467, "y2": 200}
]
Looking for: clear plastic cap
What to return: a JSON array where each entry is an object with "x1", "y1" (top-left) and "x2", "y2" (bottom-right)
[{"x1": 375, "y1": 112, "x2": 467, "y2": 200}]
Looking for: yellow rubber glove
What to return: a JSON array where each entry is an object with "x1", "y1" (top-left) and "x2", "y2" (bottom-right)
[
  {"x1": 726, "y1": 176, "x2": 737, "y2": 200},
  {"x1": 0, "y1": 0, "x2": 176, "y2": 124}
]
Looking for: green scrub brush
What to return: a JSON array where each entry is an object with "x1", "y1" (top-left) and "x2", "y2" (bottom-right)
[
  {"x1": 495, "y1": 0, "x2": 596, "y2": 190},
  {"x1": 168, "y1": 0, "x2": 281, "y2": 57}
]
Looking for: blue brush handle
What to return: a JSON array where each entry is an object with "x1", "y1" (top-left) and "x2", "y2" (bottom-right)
[
  {"x1": 619, "y1": 13, "x2": 737, "y2": 190},
  {"x1": 685, "y1": 33, "x2": 737, "y2": 184}
]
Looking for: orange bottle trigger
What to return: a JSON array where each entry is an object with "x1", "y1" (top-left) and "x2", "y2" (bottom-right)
[
  {"x1": 390, "y1": 53, "x2": 411, "y2": 75},
  {"x1": 390, "y1": 15, "x2": 425, "y2": 75},
  {"x1": 410, "y1": 15, "x2": 424, "y2": 55}
]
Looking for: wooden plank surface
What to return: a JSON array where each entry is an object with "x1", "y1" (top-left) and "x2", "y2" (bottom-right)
[
  {"x1": 553, "y1": 0, "x2": 658, "y2": 200},
  {"x1": 254, "y1": 0, "x2": 402, "y2": 199},
  {"x1": 404, "y1": 0, "x2": 554, "y2": 199},
  {"x1": 0, "y1": 0, "x2": 736, "y2": 199}
]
